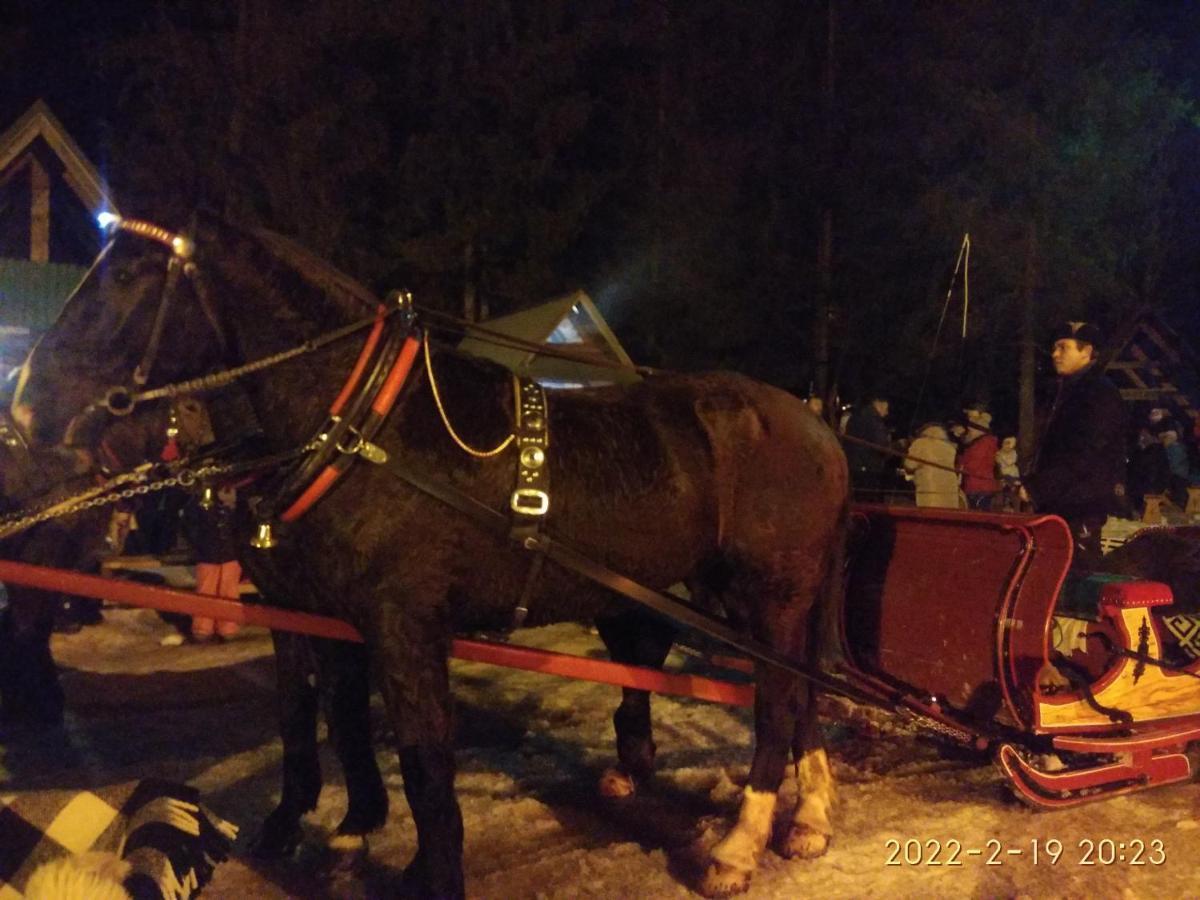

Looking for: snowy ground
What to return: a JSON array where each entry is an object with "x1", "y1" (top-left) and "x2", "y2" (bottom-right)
[{"x1": 2, "y1": 607, "x2": 1199, "y2": 899}]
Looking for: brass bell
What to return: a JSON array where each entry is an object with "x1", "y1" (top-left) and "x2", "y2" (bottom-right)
[{"x1": 249, "y1": 521, "x2": 277, "y2": 550}]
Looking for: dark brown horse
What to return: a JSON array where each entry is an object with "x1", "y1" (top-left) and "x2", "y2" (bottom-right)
[
  {"x1": 0, "y1": 413, "x2": 107, "y2": 729},
  {"x1": 12, "y1": 214, "x2": 847, "y2": 898}
]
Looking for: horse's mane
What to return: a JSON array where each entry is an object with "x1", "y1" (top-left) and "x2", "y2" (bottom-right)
[{"x1": 248, "y1": 226, "x2": 380, "y2": 318}]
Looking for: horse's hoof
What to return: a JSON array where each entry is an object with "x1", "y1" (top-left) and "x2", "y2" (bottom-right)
[
  {"x1": 324, "y1": 832, "x2": 369, "y2": 872},
  {"x1": 779, "y1": 823, "x2": 830, "y2": 859},
  {"x1": 336, "y1": 799, "x2": 388, "y2": 837},
  {"x1": 248, "y1": 821, "x2": 303, "y2": 859},
  {"x1": 698, "y1": 861, "x2": 752, "y2": 898},
  {"x1": 598, "y1": 766, "x2": 636, "y2": 799}
]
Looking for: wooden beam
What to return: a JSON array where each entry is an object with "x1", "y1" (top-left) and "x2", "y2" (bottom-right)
[
  {"x1": 1106, "y1": 360, "x2": 1162, "y2": 372},
  {"x1": 1120, "y1": 388, "x2": 1179, "y2": 400},
  {"x1": 29, "y1": 156, "x2": 49, "y2": 262},
  {"x1": 1139, "y1": 323, "x2": 1182, "y2": 364},
  {"x1": 1124, "y1": 368, "x2": 1150, "y2": 390}
]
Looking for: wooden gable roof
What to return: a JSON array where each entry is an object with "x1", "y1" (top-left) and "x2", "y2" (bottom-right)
[
  {"x1": 1103, "y1": 307, "x2": 1200, "y2": 425},
  {"x1": 0, "y1": 100, "x2": 117, "y2": 334},
  {"x1": 0, "y1": 99, "x2": 115, "y2": 215}
]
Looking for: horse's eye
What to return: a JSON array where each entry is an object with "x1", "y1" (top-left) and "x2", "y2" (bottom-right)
[{"x1": 111, "y1": 268, "x2": 135, "y2": 286}]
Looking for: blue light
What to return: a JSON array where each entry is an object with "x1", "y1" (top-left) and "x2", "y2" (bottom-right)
[{"x1": 96, "y1": 211, "x2": 120, "y2": 230}]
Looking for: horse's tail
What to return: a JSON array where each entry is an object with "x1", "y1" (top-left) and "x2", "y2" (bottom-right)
[{"x1": 811, "y1": 498, "x2": 849, "y2": 676}]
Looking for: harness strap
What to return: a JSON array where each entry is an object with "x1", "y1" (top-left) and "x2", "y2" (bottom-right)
[
  {"x1": 133, "y1": 255, "x2": 185, "y2": 386},
  {"x1": 511, "y1": 380, "x2": 550, "y2": 521},
  {"x1": 264, "y1": 294, "x2": 418, "y2": 523},
  {"x1": 509, "y1": 378, "x2": 550, "y2": 628}
]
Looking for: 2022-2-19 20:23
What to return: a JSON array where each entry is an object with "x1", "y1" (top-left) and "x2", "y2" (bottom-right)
[{"x1": 885, "y1": 837, "x2": 1166, "y2": 867}]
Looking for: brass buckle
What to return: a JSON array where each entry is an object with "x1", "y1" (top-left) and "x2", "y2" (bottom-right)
[
  {"x1": 511, "y1": 488, "x2": 549, "y2": 516},
  {"x1": 336, "y1": 424, "x2": 388, "y2": 464}
]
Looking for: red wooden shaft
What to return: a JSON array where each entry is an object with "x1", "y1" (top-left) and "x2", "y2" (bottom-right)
[
  {"x1": 0, "y1": 560, "x2": 753, "y2": 706},
  {"x1": 0, "y1": 559, "x2": 362, "y2": 641}
]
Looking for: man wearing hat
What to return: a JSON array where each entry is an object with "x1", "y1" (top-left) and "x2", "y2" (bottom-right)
[{"x1": 1022, "y1": 321, "x2": 1127, "y2": 566}]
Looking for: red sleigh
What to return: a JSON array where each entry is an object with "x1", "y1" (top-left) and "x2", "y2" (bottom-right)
[{"x1": 842, "y1": 505, "x2": 1200, "y2": 808}]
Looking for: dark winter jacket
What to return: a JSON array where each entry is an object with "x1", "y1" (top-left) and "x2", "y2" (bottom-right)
[
  {"x1": 844, "y1": 405, "x2": 890, "y2": 477},
  {"x1": 1127, "y1": 440, "x2": 1169, "y2": 502},
  {"x1": 1025, "y1": 362, "x2": 1127, "y2": 521}
]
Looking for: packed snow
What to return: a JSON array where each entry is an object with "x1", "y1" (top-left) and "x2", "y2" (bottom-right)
[{"x1": 2, "y1": 607, "x2": 1198, "y2": 898}]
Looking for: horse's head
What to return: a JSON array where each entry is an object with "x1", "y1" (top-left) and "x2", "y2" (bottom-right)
[
  {"x1": 15, "y1": 212, "x2": 383, "y2": 466},
  {"x1": 13, "y1": 215, "x2": 237, "y2": 450}
]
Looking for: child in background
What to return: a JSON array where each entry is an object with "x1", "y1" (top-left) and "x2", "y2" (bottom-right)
[{"x1": 995, "y1": 436, "x2": 1021, "y2": 511}]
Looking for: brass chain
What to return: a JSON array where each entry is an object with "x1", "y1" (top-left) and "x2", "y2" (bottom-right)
[{"x1": 424, "y1": 334, "x2": 514, "y2": 458}]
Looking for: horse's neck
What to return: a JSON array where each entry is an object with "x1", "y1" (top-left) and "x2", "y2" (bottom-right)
[
  {"x1": 227, "y1": 298, "x2": 365, "y2": 449},
  {"x1": 215, "y1": 256, "x2": 516, "y2": 456}
]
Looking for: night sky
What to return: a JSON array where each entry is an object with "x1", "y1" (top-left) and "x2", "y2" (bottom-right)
[{"x1": 4, "y1": 1, "x2": 1200, "y2": 433}]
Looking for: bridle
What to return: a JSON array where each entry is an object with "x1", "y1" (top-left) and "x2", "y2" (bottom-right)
[
  {"x1": 77, "y1": 216, "x2": 396, "y2": 423},
  {"x1": 88, "y1": 215, "x2": 231, "y2": 418}
]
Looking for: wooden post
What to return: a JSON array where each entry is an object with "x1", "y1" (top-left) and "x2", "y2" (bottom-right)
[
  {"x1": 29, "y1": 156, "x2": 50, "y2": 263},
  {"x1": 1142, "y1": 494, "x2": 1165, "y2": 525},
  {"x1": 1186, "y1": 486, "x2": 1200, "y2": 518}
]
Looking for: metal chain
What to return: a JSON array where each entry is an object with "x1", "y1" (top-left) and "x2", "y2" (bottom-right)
[
  {"x1": 424, "y1": 334, "x2": 514, "y2": 458},
  {"x1": 0, "y1": 470, "x2": 145, "y2": 527},
  {"x1": 0, "y1": 462, "x2": 237, "y2": 541}
]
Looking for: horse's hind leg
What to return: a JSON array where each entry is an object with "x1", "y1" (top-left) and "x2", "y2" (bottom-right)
[
  {"x1": 700, "y1": 549, "x2": 836, "y2": 897},
  {"x1": 702, "y1": 665, "x2": 803, "y2": 897},
  {"x1": 781, "y1": 696, "x2": 834, "y2": 859},
  {"x1": 595, "y1": 610, "x2": 677, "y2": 798}
]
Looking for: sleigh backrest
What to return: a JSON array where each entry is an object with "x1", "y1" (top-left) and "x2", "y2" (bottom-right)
[{"x1": 844, "y1": 504, "x2": 1073, "y2": 729}]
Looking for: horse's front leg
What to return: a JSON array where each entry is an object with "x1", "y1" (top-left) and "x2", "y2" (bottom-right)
[
  {"x1": 0, "y1": 585, "x2": 64, "y2": 728},
  {"x1": 594, "y1": 609, "x2": 677, "y2": 798},
  {"x1": 371, "y1": 601, "x2": 465, "y2": 900},
  {"x1": 250, "y1": 629, "x2": 322, "y2": 858},
  {"x1": 315, "y1": 637, "x2": 388, "y2": 842}
]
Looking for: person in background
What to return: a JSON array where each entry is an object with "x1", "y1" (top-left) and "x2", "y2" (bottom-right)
[
  {"x1": 995, "y1": 436, "x2": 1022, "y2": 511},
  {"x1": 1158, "y1": 426, "x2": 1190, "y2": 509},
  {"x1": 958, "y1": 402, "x2": 1000, "y2": 510},
  {"x1": 1022, "y1": 321, "x2": 1127, "y2": 567},
  {"x1": 1127, "y1": 426, "x2": 1169, "y2": 515},
  {"x1": 844, "y1": 394, "x2": 892, "y2": 502},
  {"x1": 182, "y1": 484, "x2": 242, "y2": 642},
  {"x1": 903, "y1": 422, "x2": 963, "y2": 508}
]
